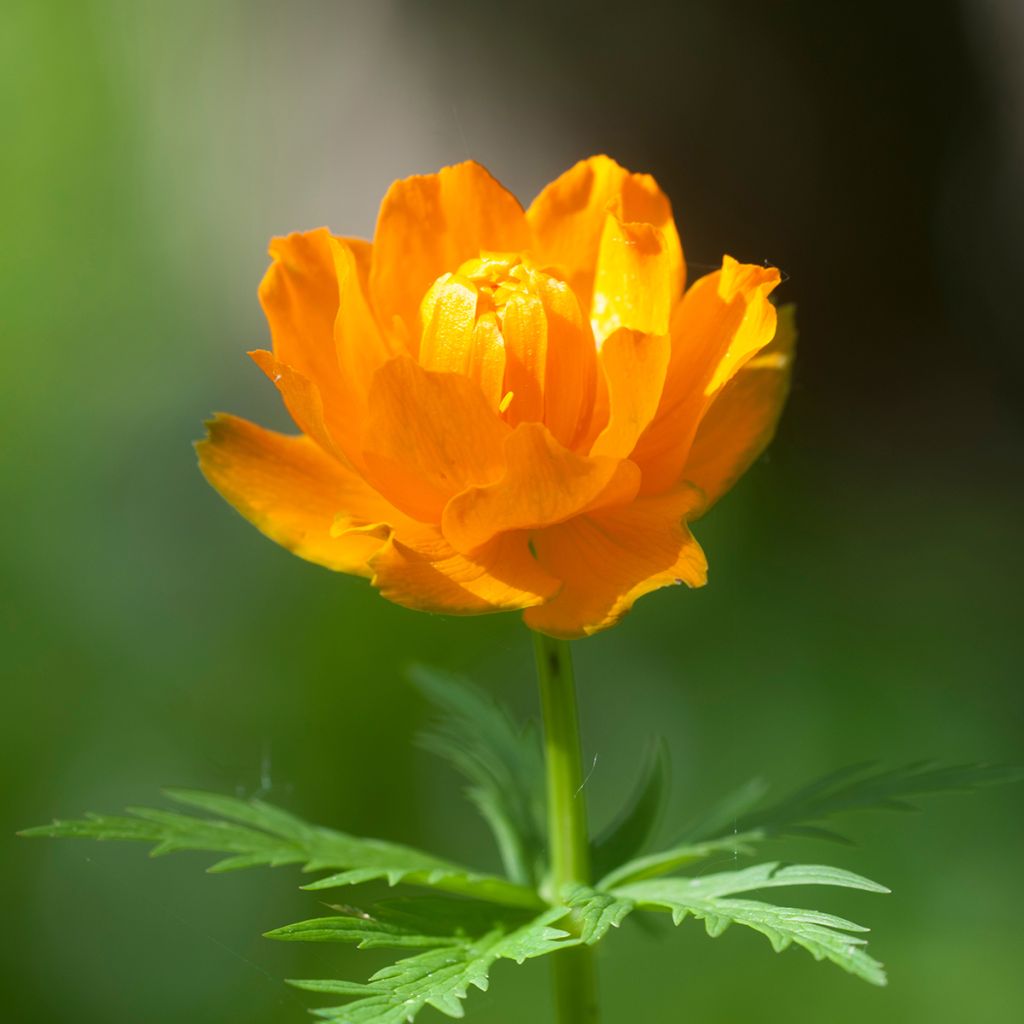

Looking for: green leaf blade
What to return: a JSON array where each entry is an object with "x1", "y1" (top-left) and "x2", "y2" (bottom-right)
[
  {"x1": 617, "y1": 861, "x2": 888, "y2": 986},
  {"x1": 289, "y1": 906, "x2": 574, "y2": 1024},
  {"x1": 411, "y1": 666, "x2": 546, "y2": 888},
  {"x1": 20, "y1": 790, "x2": 542, "y2": 909}
]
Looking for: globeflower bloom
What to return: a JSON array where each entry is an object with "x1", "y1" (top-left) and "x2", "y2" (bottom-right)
[{"x1": 198, "y1": 156, "x2": 792, "y2": 638}]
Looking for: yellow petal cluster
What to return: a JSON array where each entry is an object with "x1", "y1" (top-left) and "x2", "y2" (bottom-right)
[{"x1": 197, "y1": 157, "x2": 793, "y2": 637}]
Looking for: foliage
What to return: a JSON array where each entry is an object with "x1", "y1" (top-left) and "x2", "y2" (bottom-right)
[
  {"x1": 20, "y1": 670, "x2": 1021, "y2": 1021},
  {"x1": 279, "y1": 903, "x2": 572, "y2": 1023},
  {"x1": 20, "y1": 787, "x2": 541, "y2": 910},
  {"x1": 411, "y1": 666, "x2": 546, "y2": 888}
]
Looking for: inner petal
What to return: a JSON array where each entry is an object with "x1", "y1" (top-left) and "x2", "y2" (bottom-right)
[{"x1": 417, "y1": 253, "x2": 599, "y2": 450}]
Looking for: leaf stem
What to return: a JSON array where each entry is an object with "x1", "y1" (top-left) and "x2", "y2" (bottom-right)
[{"x1": 533, "y1": 631, "x2": 598, "y2": 1024}]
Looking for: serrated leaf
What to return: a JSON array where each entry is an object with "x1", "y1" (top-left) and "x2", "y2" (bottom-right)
[
  {"x1": 561, "y1": 884, "x2": 635, "y2": 944},
  {"x1": 288, "y1": 906, "x2": 574, "y2": 1023},
  {"x1": 288, "y1": 980, "x2": 377, "y2": 996},
  {"x1": 598, "y1": 835, "x2": 760, "y2": 889},
  {"x1": 615, "y1": 861, "x2": 888, "y2": 985},
  {"x1": 411, "y1": 666, "x2": 546, "y2": 888},
  {"x1": 266, "y1": 914, "x2": 465, "y2": 950},
  {"x1": 665, "y1": 862, "x2": 890, "y2": 899},
  {"x1": 590, "y1": 737, "x2": 670, "y2": 880},
  {"x1": 266, "y1": 897, "x2": 533, "y2": 950},
  {"x1": 20, "y1": 790, "x2": 541, "y2": 909}
]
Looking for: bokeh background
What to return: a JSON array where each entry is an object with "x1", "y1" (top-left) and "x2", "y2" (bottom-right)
[{"x1": 4, "y1": 1, "x2": 1023, "y2": 1021}]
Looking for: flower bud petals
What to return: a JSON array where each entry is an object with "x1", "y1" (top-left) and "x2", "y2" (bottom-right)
[{"x1": 499, "y1": 292, "x2": 548, "y2": 426}]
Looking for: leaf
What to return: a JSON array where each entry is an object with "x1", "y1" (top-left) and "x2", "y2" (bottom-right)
[
  {"x1": 627, "y1": 862, "x2": 890, "y2": 901},
  {"x1": 267, "y1": 896, "x2": 535, "y2": 949},
  {"x1": 411, "y1": 666, "x2": 546, "y2": 887},
  {"x1": 590, "y1": 737, "x2": 671, "y2": 880},
  {"x1": 616, "y1": 862, "x2": 889, "y2": 986},
  {"x1": 615, "y1": 761, "x2": 1024, "y2": 888},
  {"x1": 561, "y1": 884, "x2": 636, "y2": 944},
  {"x1": 697, "y1": 761, "x2": 1024, "y2": 846},
  {"x1": 283, "y1": 905, "x2": 574, "y2": 1023},
  {"x1": 19, "y1": 789, "x2": 541, "y2": 909},
  {"x1": 598, "y1": 835, "x2": 761, "y2": 889}
]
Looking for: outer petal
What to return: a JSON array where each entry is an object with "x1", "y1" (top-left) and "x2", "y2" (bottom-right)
[
  {"x1": 632, "y1": 257, "x2": 781, "y2": 495},
  {"x1": 369, "y1": 523, "x2": 559, "y2": 614},
  {"x1": 249, "y1": 350, "x2": 339, "y2": 458},
  {"x1": 590, "y1": 216, "x2": 676, "y2": 344},
  {"x1": 328, "y1": 236, "x2": 402, "y2": 465},
  {"x1": 196, "y1": 414, "x2": 398, "y2": 576},
  {"x1": 258, "y1": 230, "x2": 354, "y2": 450},
  {"x1": 527, "y1": 155, "x2": 684, "y2": 312},
  {"x1": 523, "y1": 487, "x2": 708, "y2": 639},
  {"x1": 685, "y1": 304, "x2": 796, "y2": 511},
  {"x1": 442, "y1": 422, "x2": 640, "y2": 553},
  {"x1": 370, "y1": 162, "x2": 530, "y2": 345},
  {"x1": 361, "y1": 356, "x2": 509, "y2": 523},
  {"x1": 589, "y1": 328, "x2": 671, "y2": 460}
]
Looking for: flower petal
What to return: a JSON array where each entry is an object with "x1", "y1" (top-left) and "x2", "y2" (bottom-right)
[
  {"x1": 249, "y1": 350, "x2": 340, "y2": 458},
  {"x1": 534, "y1": 272, "x2": 598, "y2": 450},
  {"x1": 500, "y1": 291, "x2": 548, "y2": 425},
  {"x1": 328, "y1": 236, "x2": 402, "y2": 465},
  {"x1": 258, "y1": 229, "x2": 354, "y2": 450},
  {"x1": 370, "y1": 161, "x2": 530, "y2": 346},
  {"x1": 632, "y1": 257, "x2": 781, "y2": 494},
  {"x1": 527, "y1": 155, "x2": 684, "y2": 312},
  {"x1": 419, "y1": 276, "x2": 510, "y2": 413},
  {"x1": 361, "y1": 356, "x2": 509, "y2": 523},
  {"x1": 685, "y1": 304, "x2": 796, "y2": 511},
  {"x1": 589, "y1": 328, "x2": 671, "y2": 460},
  {"x1": 591, "y1": 216, "x2": 676, "y2": 344},
  {"x1": 196, "y1": 414, "x2": 399, "y2": 576},
  {"x1": 442, "y1": 422, "x2": 640, "y2": 553},
  {"x1": 496, "y1": 271, "x2": 598, "y2": 449},
  {"x1": 370, "y1": 523, "x2": 559, "y2": 613},
  {"x1": 523, "y1": 487, "x2": 708, "y2": 639}
]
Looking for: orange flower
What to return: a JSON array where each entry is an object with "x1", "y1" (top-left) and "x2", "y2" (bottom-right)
[{"x1": 197, "y1": 156, "x2": 793, "y2": 638}]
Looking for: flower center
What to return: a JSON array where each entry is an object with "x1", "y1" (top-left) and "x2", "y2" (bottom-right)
[{"x1": 417, "y1": 251, "x2": 596, "y2": 447}]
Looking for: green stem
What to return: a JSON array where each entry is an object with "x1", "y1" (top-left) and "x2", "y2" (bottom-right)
[{"x1": 533, "y1": 632, "x2": 598, "y2": 1024}]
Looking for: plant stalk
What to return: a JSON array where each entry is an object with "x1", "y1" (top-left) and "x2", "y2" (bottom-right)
[{"x1": 533, "y1": 631, "x2": 598, "y2": 1024}]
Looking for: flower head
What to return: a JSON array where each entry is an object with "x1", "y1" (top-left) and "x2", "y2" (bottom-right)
[{"x1": 197, "y1": 156, "x2": 792, "y2": 638}]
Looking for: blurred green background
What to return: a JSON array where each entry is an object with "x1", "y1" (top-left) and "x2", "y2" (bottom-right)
[{"x1": 4, "y1": 1, "x2": 1022, "y2": 1021}]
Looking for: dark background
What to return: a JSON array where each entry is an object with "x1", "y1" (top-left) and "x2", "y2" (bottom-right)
[{"x1": 4, "y1": 1, "x2": 1022, "y2": 1021}]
